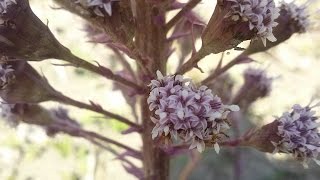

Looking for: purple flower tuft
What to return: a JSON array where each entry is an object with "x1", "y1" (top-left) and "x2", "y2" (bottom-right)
[
  {"x1": 0, "y1": 0, "x2": 16, "y2": 15},
  {"x1": 272, "y1": 103, "x2": 320, "y2": 167},
  {"x1": 280, "y1": 1, "x2": 310, "y2": 33},
  {"x1": 225, "y1": 0, "x2": 280, "y2": 46},
  {"x1": 148, "y1": 71, "x2": 239, "y2": 152},
  {"x1": 244, "y1": 67, "x2": 273, "y2": 95}
]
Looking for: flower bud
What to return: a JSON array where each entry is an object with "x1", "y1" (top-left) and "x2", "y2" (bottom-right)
[
  {"x1": 0, "y1": 0, "x2": 79, "y2": 61},
  {"x1": 244, "y1": 104, "x2": 320, "y2": 166},
  {"x1": 232, "y1": 67, "x2": 273, "y2": 110},
  {"x1": 148, "y1": 71, "x2": 239, "y2": 152},
  {"x1": 201, "y1": 0, "x2": 279, "y2": 54},
  {"x1": 244, "y1": 1, "x2": 310, "y2": 55},
  {"x1": 0, "y1": 60, "x2": 61, "y2": 103}
]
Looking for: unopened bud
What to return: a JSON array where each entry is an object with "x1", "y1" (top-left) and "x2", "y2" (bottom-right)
[{"x1": 232, "y1": 68, "x2": 273, "y2": 110}]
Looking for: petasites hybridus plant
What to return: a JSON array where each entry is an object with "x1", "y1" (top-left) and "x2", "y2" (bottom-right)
[{"x1": 0, "y1": 0, "x2": 317, "y2": 179}]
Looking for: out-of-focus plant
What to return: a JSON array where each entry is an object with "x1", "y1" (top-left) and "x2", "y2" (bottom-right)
[{"x1": 0, "y1": 0, "x2": 318, "y2": 179}]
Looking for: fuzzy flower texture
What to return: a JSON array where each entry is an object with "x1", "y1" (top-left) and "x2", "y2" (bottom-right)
[
  {"x1": 273, "y1": 104, "x2": 320, "y2": 167},
  {"x1": 76, "y1": 0, "x2": 118, "y2": 16},
  {"x1": 226, "y1": 0, "x2": 280, "y2": 46},
  {"x1": 280, "y1": 1, "x2": 309, "y2": 33},
  {"x1": 244, "y1": 67, "x2": 272, "y2": 95},
  {"x1": 0, "y1": 0, "x2": 16, "y2": 14},
  {"x1": 148, "y1": 71, "x2": 239, "y2": 152}
]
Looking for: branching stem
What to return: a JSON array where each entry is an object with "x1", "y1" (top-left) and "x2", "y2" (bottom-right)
[
  {"x1": 176, "y1": 47, "x2": 208, "y2": 75},
  {"x1": 202, "y1": 53, "x2": 247, "y2": 85},
  {"x1": 51, "y1": 121, "x2": 140, "y2": 154},
  {"x1": 165, "y1": 0, "x2": 202, "y2": 33},
  {"x1": 53, "y1": 94, "x2": 141, "y2": 130}
]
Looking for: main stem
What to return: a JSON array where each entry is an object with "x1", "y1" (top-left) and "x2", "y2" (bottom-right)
[
  {"x1": 135, "y1": 1, "x2": 170, "y2": 179},
  {"x1": 141, "y1": 97, "x2": 170, "y2": 180}
]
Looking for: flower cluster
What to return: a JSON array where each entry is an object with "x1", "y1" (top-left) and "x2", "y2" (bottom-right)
[
  {"x1": 0, "y1": 63, "x2": 15, "y2": 90},
  {"x1": 280, "y1": 1, "x2": 309, "y2": 33},
  {"x1": 232, "y1": 67, "x2": 273, "y2": 109},
  {"x1": 148, "y1": 71, "x2": 239, "y2": 152},
  {"x1": 272, "y1": 104, "x2": 320, "y2": 167},
  {"x1": 226, "y1": 0, "x2": 280, "y2": 46},
  {"x1": 244, "y1": 67, "x2": 272, "y2": 96},
  {"x1": 75, "y1": 0, "x2": 118, "y2": 16},
  {"x1": 0, "y1": 0, "x2": 16, "y2": 14}
]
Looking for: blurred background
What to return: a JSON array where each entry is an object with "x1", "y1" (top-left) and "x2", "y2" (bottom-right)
[{"x1": 0, "y1": 0, "x2": 319, "y2": 179}]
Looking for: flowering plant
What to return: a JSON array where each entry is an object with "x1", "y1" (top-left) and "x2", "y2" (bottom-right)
[{"x1": 0, "y1": 0, "x2": 318, "y2": 179}]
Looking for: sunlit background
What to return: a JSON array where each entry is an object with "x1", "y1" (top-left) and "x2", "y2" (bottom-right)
[{"x1": 0, "y1": 0, "x2": 320, "y2": 179}]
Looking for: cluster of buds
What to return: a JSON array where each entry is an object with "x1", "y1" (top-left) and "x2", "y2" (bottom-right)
[
  {"x1": 148, "y1": 71, "x2": 239, "y2": 152},
  {"x1": 243, "y1": 103, "x2": 320, "y2": 167},
  {"x1": 233, "y1": 67, "x2": 273, "y2": 110},
  {"x1": 202, "y1": 0, "x2": 280, "y2": 54},
  {"x1": 244, "y1": 1, "x2": 310, "y2": 55},
  {"x1": 75, "y1": 0, "x2": 118, "y2": 16}
]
